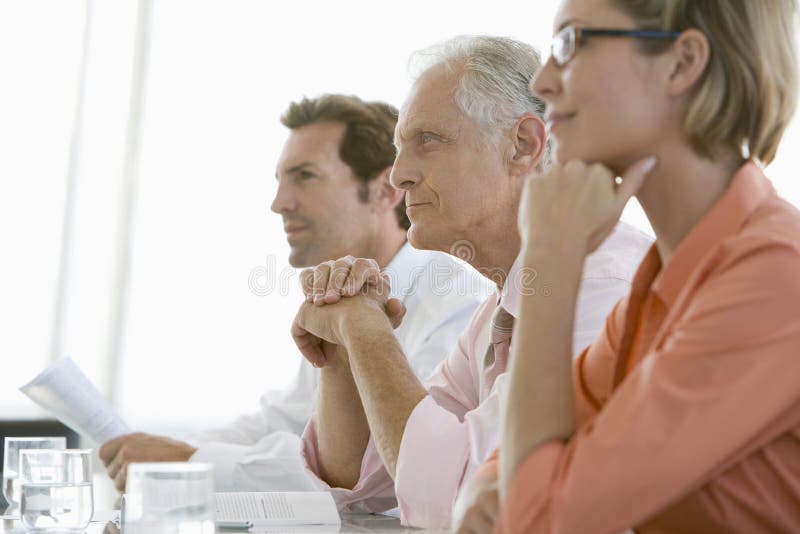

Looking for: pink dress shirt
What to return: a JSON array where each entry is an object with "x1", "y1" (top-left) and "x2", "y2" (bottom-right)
[{"x1": 301, "y1": 223, "x2": 652, "y2": 528}]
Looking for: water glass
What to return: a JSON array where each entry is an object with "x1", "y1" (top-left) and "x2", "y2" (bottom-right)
[
  {"x1": 3, "y1": 437, "x2": 67, "y2": 508},
  {"x1": 18, "y1": 449, "x2": 93, "y2": 531},
  {"x1": 123, "y1": 463, "x2": 214, "y2": 534}
]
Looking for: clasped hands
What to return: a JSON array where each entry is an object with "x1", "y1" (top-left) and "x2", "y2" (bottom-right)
[{"x1": 291, "y1": 256, "x2": 406, "y2": 368}]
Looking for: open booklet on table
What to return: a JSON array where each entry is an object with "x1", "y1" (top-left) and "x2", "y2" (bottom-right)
[
  {"x1": 215, "y1": 492, "x2": 340, "y2": 529},
  {"x1": 117, "y1": 491, "x2": 340, "y2": 529}
]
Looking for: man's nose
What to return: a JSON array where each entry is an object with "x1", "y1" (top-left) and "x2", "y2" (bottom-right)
[
  {"x1": 389, "y1": 151, "x2": 421, "y2": 191},
  {"x1": 270, "y1": 180, "x2": 296, "y2": 214}
]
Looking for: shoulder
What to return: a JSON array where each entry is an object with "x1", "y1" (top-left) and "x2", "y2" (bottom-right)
[
  {"x1": 388, "y1": 246, "x2": 495, "y2": 342},
  {"x1": 721, "y1": 193, "x2": 800, "y2": 261},
  {"x1": 390, "y1": 247, "x2": 495, "y2": 304},
  {"x1": 706, "y1": 195, "x2": 800, "y2": 299}
]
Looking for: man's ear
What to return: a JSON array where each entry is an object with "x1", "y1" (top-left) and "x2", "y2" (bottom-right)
[
  {"x1": 369, "y1": 166, "x2": 404, "y2": 214},
  {"x1": 508, "y1": 113, "x2": 546, "y2": 177},
  {"x1": 666, "y1": 28, "x2": 710, "y2": 97}
]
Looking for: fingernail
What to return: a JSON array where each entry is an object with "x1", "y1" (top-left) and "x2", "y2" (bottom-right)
[{"x1": 641, "y1": 156, "x2": 657, "y2": 174}]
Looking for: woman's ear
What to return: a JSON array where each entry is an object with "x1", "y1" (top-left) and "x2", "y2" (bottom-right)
[
  {"x1": 666, "y1": 28, "x2": 710, "y2": 97},
  {"x1": 508, "y1": 113, "x2": 546, "y2": 177}
]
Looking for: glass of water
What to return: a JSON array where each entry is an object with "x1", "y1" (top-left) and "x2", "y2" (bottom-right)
[
  {"x1": 3, "y1": 437, "x2": 67, "y2": 509},
  {"x1": 18, "y1": 449, "x2": 93, "y2": 531},
  {"x1": 122, "y1": 463, "x2": 214, "y2": 534}
]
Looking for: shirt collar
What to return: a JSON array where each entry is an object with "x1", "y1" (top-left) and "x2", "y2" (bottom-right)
[
  {"x1": 652, "y1": 161, "x2": 774, "y2": 307},
  {"x1": 384, "y1": 241, "x2": 426, "y2": 301},
  {"x1": 385, "y1": 240, "x2": 414, "y2": 274},
  {"x1": 499, "y1": 252, "x2": 525, "y2": 319}
]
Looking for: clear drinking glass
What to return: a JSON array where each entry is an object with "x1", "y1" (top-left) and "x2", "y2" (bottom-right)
[
  {"x1": 3, "y1": 437, "x2": 67, "y2": 509},
  {"x1": 18, "y1": 449, "x2": 93, "y2": 531},
  {"x1": 122, "y1": 462, "x2": 214, "y2": 534}
]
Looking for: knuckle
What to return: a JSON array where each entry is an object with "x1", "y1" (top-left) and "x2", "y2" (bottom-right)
[
  {"x1": 315, "y1": 262, "x2": 333, "y2": 276},
  {"x1": 592, "y1": 163, "x2": 611, "y2": 178},
  {"x1": 332, "y1": 260, "x2": 350, "y2": 274},
  {"x1": 353, "y1": 258, "x2": 371, "y2": 271},
  {"x1": 301, "y1": 269, "x2": 315, "y2": 284}
]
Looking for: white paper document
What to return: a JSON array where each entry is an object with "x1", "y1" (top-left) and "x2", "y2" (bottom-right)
[
  {"x1": 215, "y1": 492, "x2": 341, "y2": 528},
  {"x1": 20, "y1": 358, "x2": 131, "y2": 444}
]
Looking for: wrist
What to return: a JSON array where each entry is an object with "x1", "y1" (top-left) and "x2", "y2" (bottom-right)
[
  {"x1": 339, "y1": 308, "x2": 393, "y2": 348},
  {"x1": 522, "y1": 235, "x2": 587, "y2": 265}
]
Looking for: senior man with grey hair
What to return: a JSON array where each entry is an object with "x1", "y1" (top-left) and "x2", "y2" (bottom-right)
[{"x1": 291, "y1": 36, "x2": 652, "y2": 528}]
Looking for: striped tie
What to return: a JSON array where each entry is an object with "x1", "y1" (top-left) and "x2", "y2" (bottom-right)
[{"x1": 483, "y1": 305, "x2": 514, "y2": 397}]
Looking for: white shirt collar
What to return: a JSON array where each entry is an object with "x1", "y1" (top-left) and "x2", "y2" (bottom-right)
[
  {"x1": 384, "y1": 241, "x2": 430, "y2": 301},
  {"x1": 498, "y1": 252, "x2": 524, "y2": 318}
]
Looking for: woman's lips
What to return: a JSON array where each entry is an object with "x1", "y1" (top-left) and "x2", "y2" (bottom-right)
[{"x1": 546, "y1": 112, "x2": 576, "y2": 129}]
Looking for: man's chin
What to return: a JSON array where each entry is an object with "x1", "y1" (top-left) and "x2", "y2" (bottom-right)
[
  {"x1": 407, "y1": 224, "x2": 439, "y2": 252},
  {"x1": 287, "y1": 249, "x2": 310, "y2": 268},
  {"x1": 288, "y1": 247, "x2": 340, "y2": 268}
]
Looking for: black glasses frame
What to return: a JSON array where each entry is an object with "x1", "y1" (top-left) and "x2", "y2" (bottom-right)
[{"x1": 552, "y1": 26, "x2": 682, "y2": 66}]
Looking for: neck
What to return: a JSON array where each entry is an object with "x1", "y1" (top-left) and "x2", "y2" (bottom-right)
[
  {"x1": 462, "y1": 215, "x2": 522, "y2": 290},
  {"x1": 632, "y1": 140, "x2": 741, "y2": 264},
  {"x1": 369, "y1": 224, "x2": 409, "y2": 270}
]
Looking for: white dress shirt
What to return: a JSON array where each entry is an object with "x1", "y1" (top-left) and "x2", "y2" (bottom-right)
[{"x1": 189, "y1": 242, "x2": 494, "y2": 491}]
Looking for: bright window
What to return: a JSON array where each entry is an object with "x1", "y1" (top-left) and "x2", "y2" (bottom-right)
[
  {"x1": 3, "y1": 1, "x2": 799, "y2": 437},
  {"x1": 0, "y1": 1, "x2": 86, "y2": 417}
]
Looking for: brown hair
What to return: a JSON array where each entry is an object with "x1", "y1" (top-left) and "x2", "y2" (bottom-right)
[
  {"x1": 281, "y1": 94, "x2": 409, "y2": 230},
  {"x1": 611, "y1": 0, "x2": 798, "y2": 165}
]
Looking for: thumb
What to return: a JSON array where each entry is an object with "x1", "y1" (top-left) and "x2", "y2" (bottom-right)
[
  {"x1": 291, "y1": 319, "x2": 326, "y2": 368},
  {"x1": 385, "y1": 298, "x2": 406, "y2": 329},
  {"x1": 616, "y1": 156, "x2": 657, "y2": 206}
]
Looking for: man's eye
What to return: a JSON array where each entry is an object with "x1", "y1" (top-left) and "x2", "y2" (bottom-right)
[
  {"x1": 298, "y1": 171, "x2": 315, "y2": 180},
  {"x1": 421, "y1": 134, "x2": 434, "y2": 144}
]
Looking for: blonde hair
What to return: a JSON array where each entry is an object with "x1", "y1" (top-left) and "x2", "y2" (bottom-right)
[{"x1": 611, "y1": 0, "x2": 798, "y2": 165}]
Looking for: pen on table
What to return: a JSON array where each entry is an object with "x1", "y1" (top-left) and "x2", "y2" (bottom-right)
[{"x1": 216, "y1": 520, "x2": 254, "y2": 531}]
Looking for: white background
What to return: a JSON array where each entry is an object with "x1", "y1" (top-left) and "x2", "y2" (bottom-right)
[{"x1": 1, "y1": 0, "x2": 798, "y2": 437}]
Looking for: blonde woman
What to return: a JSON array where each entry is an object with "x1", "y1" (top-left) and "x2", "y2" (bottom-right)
[{"x1": 454, "y1": 0, "x2": 800, "y2": 532}]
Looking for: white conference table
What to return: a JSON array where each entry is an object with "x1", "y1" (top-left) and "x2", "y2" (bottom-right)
[
  {"x1": 1, "y1": 513, "x2": 437, "y2": 534},
  {"x1": 1, "y1": 474, "x2": 444, "y2": 533}
]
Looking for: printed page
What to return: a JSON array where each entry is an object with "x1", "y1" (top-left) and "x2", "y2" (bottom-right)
[
  {"x1": 215, "y1": 492, "x2": 341, "y2": 527},
  {"x1": 20, "y1": 358, "x2": 131, "y2": 444}
]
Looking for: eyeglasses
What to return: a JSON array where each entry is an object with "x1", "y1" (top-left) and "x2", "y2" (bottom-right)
[{"x1": 551, "y1": 25, "x2": 681, "y2": 66}]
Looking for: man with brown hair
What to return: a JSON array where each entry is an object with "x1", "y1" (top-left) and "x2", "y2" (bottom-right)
[{"x1": 99, "y1": 94, "x2": 492, "y2": 493}]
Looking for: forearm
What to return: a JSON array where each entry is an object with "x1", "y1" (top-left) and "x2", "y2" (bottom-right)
[
  {"x1": 501, "y1": 245, "x2": 585, "y2": 496},
  {"x1": 316, "y1": 346, "x2": 371, "y2": 489},
  {"x1": 343, "y1": 319, "x2": 427, "y2": 478}
]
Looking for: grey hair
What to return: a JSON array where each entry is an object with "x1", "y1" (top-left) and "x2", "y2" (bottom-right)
[{"x1": 409, "y1": 35, "x2": 549, "y2": 164}]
